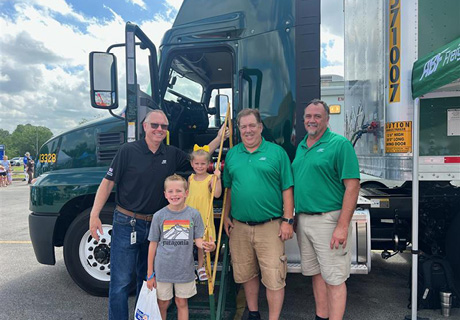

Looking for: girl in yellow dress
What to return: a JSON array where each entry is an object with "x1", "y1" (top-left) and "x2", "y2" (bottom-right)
[{"x1": 186, "y1": 146, "x2": 222, "y2": 281}]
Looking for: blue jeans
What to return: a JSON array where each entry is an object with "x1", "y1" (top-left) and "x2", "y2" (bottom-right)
[{"x1": 109, "y1": 209, "x2": 151, "y2": 320}]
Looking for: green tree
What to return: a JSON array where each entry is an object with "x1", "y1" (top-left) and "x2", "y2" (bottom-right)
[
  {"x1": 9, "y1": 124, "x2": 53, "y2": 158},
  {"x1": 0, "y1": 129, "x2": 17, "y2": 157}
]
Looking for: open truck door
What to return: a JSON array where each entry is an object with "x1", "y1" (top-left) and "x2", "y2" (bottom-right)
[{"x1": 90, "y1": 22, "x2": 160, "y2": 143}]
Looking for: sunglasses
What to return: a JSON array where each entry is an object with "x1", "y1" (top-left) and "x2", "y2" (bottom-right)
[{"x1": 148, "y1": 123, "x2": 169, "y2": 130}]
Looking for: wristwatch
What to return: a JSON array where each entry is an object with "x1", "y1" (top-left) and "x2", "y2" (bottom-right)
[{"x1": 281, "y1": 217, "x2": 294, "y2": 225}]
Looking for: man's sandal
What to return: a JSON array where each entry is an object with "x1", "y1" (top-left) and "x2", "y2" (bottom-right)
[{"x1": 197, "y1": 267, "x2": 208, "y2": 281}]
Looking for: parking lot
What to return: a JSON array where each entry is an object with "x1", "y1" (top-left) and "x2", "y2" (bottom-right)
[{"x1": 0, "y1": 182, "x2": 457, "y2": 320}]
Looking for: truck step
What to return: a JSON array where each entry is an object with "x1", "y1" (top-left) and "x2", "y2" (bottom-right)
[{"x1": 287, "y1": 262, "x2": 369, "y2": 274}]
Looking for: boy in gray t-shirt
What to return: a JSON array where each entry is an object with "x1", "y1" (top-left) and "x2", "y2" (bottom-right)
[{"x1": 146, "y1": 174, "x2": 216, "y2": 319}]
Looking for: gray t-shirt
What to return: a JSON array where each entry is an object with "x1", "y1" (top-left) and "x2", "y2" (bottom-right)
[{"x1": 148, "y1": 205, "x2": 204, "y2": 283}]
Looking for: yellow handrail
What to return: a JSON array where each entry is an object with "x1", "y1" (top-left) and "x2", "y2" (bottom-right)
[{"x1": 203, "y1": 101, "x2": 232, "y2": 295}]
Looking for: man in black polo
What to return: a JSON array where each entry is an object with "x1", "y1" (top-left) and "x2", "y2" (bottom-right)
[{"x1": 89, "y1": 110, "x2": 224, "y2": 320}]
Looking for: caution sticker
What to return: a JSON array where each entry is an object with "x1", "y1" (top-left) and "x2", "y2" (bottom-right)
[{"x1": 385, "y1": 121, "x2": 412, "y2": 153}]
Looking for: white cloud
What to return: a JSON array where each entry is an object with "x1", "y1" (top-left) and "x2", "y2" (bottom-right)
[
  {"x1": 321, "y1": 29, "x2": 344, "y2": 77},
  {"x1": 127, "y1": 0, "x2": 147, "y2": 10},
  {"x1": 0, "y1": 0, "x2": 344, "y2": 136},
  {"x1": 165, "y1": 0, "x2": 183, "y2": 11},
  {"x1": 320, "y1": 0, "x2": 344, "y2": 77},
  {"x1": 0, "y1": 1, "x2": 177, "y2": 135},
  {"x1": 29, "y1": 0, "x2": 88, "y2": 22}
]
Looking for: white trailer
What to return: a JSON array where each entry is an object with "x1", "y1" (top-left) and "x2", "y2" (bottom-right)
[{"x1": 344, "y1": 0, "x2": 460, "y2": 317}]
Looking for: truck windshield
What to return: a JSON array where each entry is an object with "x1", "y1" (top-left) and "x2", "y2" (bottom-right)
[{"x1": 164, "y1": 69, "x2": 203, "y2": 102}]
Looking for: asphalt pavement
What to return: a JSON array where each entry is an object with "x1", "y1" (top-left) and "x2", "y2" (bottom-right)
[{"x1": 0, "y1": 182, "x2": 458, "y2": 320}]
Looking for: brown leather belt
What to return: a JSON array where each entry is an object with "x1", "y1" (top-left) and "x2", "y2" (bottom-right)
[{"x1": 116, "y1": 205, "x2": 154, "y2": 221}]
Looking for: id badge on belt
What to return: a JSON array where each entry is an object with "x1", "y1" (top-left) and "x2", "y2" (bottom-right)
[{"x1": 130, "y1": 218, "x2": 136, "y2": 245}]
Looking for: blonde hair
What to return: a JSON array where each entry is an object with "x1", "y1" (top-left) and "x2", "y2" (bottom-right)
[
  {"x1": 190, "y1": 149, "x2": 211, "y2": 162},
  {"x1": 164, "y1": 174, "x2": 188, "y2": 190}
]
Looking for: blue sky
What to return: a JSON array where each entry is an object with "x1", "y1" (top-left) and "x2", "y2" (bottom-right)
[{"x1": 0, "y1": 0, "x2": 343, "y2": 134}]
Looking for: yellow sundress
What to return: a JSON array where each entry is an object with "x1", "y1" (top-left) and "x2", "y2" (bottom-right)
[{"x1": 186, "y1": 174, "x2": 216, "y2": 240}]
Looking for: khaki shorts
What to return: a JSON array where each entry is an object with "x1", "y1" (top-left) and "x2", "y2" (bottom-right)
[
  {"x1": 296, "y1": 210, "x2": 352, "y2": 286},
  {"x1": 229, "y1": 219, "x2": 287, "y2": 291},
  {"x1": 156, "y1": 280, "x2": 197, "y2": 301}
]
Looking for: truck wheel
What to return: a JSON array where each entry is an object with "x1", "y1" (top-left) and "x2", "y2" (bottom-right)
[
  {"x1": 63, "y1": 207, "x2": 113, "y2": 297},
  {"x1": 361, "y1": 181, "x2": 387, "y2": 189}
]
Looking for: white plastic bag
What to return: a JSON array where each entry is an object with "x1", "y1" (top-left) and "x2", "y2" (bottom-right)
[{"x1": 134, "y1": 281, "x2": 162, "y2": 320}]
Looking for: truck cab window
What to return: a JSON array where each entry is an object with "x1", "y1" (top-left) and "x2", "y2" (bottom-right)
[
  {"x1": 56, "y1": 128, "x2": 97, "y2": 169},
  {"x1": 164, "y1": 69, "x2": 203, "y2": 103},
  {"x1": 163, "y1": 49, "x2": 233, "y2": 151},
  {"x1": 209, "y1": 88, "x2": 232, "y2": 128}
]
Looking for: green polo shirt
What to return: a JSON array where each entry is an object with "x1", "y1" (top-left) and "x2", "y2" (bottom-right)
[
  {"x1": 223, "y1": 138, "x2": 293, "y2": 222},
  {"x1": 292, "y1": 128, "x2": 360, "y2": 213}
]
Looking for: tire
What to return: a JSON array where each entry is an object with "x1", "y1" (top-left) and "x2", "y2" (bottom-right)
[
  {"x1": 63, "y1": 207, "x2": 114, "y2": 297},
  {"x1": 361, "y1": 181, "x2": 387, "y2": 189}
]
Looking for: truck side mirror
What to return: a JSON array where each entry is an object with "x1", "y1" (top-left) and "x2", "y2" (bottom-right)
[
  {"x1": 215, "y1": 94, "x2": 229, "y2": 126},
  {"x1": 89, "y1": 52, "x2": 118, "y2": 110}
]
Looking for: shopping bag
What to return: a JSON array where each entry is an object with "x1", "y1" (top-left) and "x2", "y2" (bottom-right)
[{"x1": 134, "y1": 281, "x2": 162, "y2": 320}]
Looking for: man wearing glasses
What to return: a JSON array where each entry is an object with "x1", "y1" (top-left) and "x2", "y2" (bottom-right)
[{"x1": 89, "y1": 110, "x2": 225, "y2": 320}]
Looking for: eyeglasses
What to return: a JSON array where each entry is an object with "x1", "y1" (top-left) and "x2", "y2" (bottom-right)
[{"x1": 148, "y1": 123, "x2": 169, "y2": 130}]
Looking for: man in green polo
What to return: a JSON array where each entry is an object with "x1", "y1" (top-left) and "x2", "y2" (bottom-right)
[
  {"x1": 223, "y1": 109, "x2": 294, "y2": 320},
  {"x1": 292, "y1": 99, "x2": 360, "y2": 320}
]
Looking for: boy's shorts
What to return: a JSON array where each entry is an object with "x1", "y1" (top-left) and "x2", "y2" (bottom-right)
[
  {"x1": 156, "y1": 280, "x2": 197, "y2": 301},
  {"x1": 296, "y1": 210, "x2": 352, "y2": 285},
  {"x1": 229, "y1": 219, "x2": 287, "y2": 291}
]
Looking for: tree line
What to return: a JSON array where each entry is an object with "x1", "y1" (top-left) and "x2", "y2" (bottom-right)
[{"x1": 0, "y1": 124, "x2": 53, "y2": 159}]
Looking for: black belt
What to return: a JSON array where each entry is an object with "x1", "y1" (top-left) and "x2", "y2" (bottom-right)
[
  {"x1": 234, "y1": 216, "x2": 281, "y2": 226},
  {"x1": 298, "y1": 212, "x2": 323, "y2": 215}
]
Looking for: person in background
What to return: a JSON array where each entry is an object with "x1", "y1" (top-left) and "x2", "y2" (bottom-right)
[
  {"x1": 26, "y1": 156, "x2": 35, "y2": 184},
  {"x1": 0, "y1": 163, "x2": 7, "y2": 187},
  {"x1": 23, "y1": 152, "x2": 30, "y2": 182},
  {"x1": 1, "y1": 155, "x2": 11, "y2": 186}
]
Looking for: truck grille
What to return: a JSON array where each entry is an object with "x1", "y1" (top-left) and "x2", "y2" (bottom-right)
[
  {"x1": 97, "y1": 132, "x2": 123, "y2": 146},
  {"x1": 97, "y1": 132, "x2": 123, "y2": 162}
]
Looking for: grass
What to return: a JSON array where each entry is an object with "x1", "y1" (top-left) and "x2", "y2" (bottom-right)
[
  {"x1": 12, "y1": 166, "x2": 24, "y2": 172},
  {"x1": 11, "y1": 165, "x2": 25, "y2": 179}
]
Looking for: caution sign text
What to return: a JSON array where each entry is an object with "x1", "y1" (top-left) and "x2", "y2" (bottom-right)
[{"x1": 385, "y1": 121, "x2": 412, "y2": 153}]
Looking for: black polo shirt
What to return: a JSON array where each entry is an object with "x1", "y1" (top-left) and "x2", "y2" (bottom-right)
[{"x1": 105, "y1": 139, "x2": 190, "y2": 214}]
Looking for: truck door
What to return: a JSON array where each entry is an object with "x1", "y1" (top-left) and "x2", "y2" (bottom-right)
[{"x1": 89, "y1": 22, "x2": 160, "y2": 144}]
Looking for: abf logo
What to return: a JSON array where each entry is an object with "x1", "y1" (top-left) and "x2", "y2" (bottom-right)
[
  {"x1": 259, "y1": 157, "x2": 266, "y2": 161},
  {"x1": 419, "y1": 51, "x2": 445, "y2": 80},
  {"x1": 135, "y1": 308, "x2": 149, "y2": 320},
  {"x1": 317, "y1": 148, "x2": 325, "y2": 153},
  {"x1": 161, "y1": 160, "x2": 167, "y2": 165}
]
